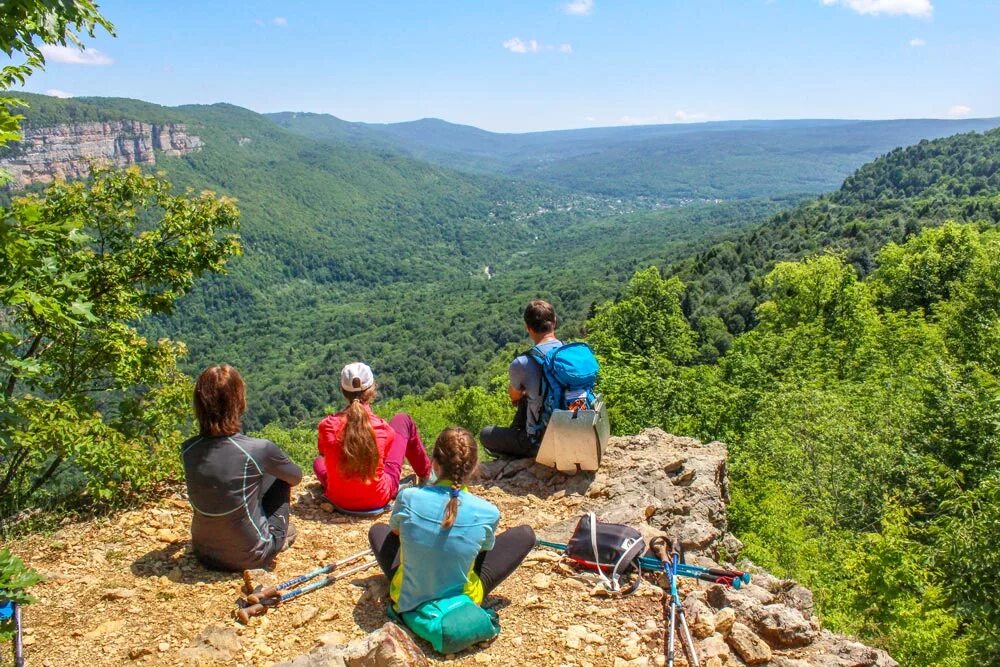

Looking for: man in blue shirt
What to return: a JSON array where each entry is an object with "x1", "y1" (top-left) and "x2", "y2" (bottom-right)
[{"x1": 480, "y1": 299, "x2": 563, "y2": 458}]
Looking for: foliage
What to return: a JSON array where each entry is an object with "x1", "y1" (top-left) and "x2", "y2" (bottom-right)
[
  {"x1": 0, "y1": 2, "x2": 113, "y2": 150},
  {"x1": 0, "y1": 548, "x2": 41, "y2": 641},
  {"x1": 587, "y1": 219, "x2": 1000, "y2": 665},
  {"x1": 589, "y1": 267, "x2": 697, "y2": 364},
  {"x1": 672, "y1": 129, "x2": 1000, "y2": 344},
  {"x1": 933, "y1": 473, "x2": 1000, "y2": 664},
  {"x1": 0, "y1": 168, "x2": 240, "y2": 523}
]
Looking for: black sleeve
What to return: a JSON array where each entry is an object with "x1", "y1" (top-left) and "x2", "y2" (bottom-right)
[{"x1": 262, "y1": 441, "x2": 303, "y2": 486}]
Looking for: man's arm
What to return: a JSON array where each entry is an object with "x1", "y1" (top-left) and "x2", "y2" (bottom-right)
[{"x1": 508, "y1": 356, "x2": 527, "y2": 405}]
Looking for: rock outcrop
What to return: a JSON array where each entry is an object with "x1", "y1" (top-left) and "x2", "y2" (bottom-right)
[
  {"x1": 479, "y1": 429, "x2": 739, "y2": 559},
  {"x1": 0, "y1": 120, "x2": 202, "y2": 187},
  {"x1": 472, "y1": 429, "x2": 899, "y2": 667}
]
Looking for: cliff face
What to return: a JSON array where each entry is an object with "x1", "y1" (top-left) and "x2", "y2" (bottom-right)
[{"x1": 0, "y1": 121, "x2": 203, "y2": 187}]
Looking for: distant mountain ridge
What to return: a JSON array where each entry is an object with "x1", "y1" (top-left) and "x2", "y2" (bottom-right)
[{"x1": 269, "y1": 111, "x2": 1000, "y2": 200}]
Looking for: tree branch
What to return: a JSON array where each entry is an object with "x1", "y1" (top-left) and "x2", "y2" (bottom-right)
[
  {"x1": 4, "y1": 331, "x2": 44, "y2": 399},
  {"x1": 24, "y1": 455, "x2": 63, "y2": 503}
]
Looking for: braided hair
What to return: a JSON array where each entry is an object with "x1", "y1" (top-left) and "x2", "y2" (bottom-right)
[{"x1": 432, "y1": 427, "x2": 479, "y2": 530}]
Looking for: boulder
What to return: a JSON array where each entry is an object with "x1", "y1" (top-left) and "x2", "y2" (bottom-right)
[
  {"x1": 682, "y1": 597, "x2": 716, "y2": 638},
  {"x1": 274, "y1": 622, "x2": 428, "y2": 667},
  {"x1": 754, "y1": 604, "x2": 817, "y2": 648},
  {"x1": 726, "y1": 622, "x2": 772, "y2": 665}
]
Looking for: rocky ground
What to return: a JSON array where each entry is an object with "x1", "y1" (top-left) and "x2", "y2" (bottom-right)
[{"x1": 5, "y1": 430, "x2": 897, "y2": 667}]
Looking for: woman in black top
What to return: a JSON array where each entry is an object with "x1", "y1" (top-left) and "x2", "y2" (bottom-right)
[{"x1": 181, "y1": 365, "x2": 303, "y2": 570}]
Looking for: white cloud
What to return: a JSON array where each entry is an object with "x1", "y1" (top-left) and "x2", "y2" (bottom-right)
[
  {"x1": 948, "y1": 105, "x2": 972, "y2": 118},
  {"x1": 909, "y1": 37, "x2": 926, "y2": 47},
  {"x1": 564, "y1": 0, "x2": 594, "y2": 16},
  {"x1": 503, "y1": 37, "x2": 540, "y2": 54},
  {"x1": 272, "y1": 16, "x2": 287, "y2": 27},
  {"x1": 820, "y1": 0, "x2": 932, "y2": 18},
  {"x1": 45, "y1": 89, "x2": 74, "y2": 99},
  {"x1": 503, "y1": 38, "x2": 572, "y2": 55},
  {"x1": 39, "y1": 44, "x2": 113, "y2": 66},
  {"x1": 619, "y1": 115, "x2": 660, "y2": 125},
  {"x1": 673, "y1": 110, "x2": 714, "y2": 122}
]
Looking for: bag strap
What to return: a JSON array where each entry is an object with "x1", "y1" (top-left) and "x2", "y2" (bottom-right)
[
  {"x1": 610, "y1": 537, "x2": 644, "y2": 593},
  {"x1": 587, "y1": 512, "x2": 617, "y2": 592}
]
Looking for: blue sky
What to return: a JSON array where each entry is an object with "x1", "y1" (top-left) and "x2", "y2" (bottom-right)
[{"x1": 18, "y1": 0, "x2": 1000, "y2": 132}]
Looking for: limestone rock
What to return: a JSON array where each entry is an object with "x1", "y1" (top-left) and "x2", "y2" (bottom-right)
[
  {"x1": 754, "y1": 604, "x2": 817, "y2": 648},
  {"x1": 698, "y1": 633, "x2": 731, "y2": 663},
  {"x1": 178, "y1": 624, "x2": 241, "y2": 664},
  {"x1": 291, "y1": 604, "x2": 319, "y2": 628},
  {"x1": 274, "y1": 622, "x2": 428, "y2": 667},
  {"x1": 777, "y1": 583, "x2": 815, "y2": 618},
  {"x1": 726, "y1": 622, "x2": 772, "y2": 665},
  {"x1": 682, "y1": 597, "x2": 716, "y2": 638},
  {"x1": 102, "y1": 588, "x2": 138, "y2": 600},
  {"x1": 713, "y1": 607, "x2": 736, "y2": 635}
]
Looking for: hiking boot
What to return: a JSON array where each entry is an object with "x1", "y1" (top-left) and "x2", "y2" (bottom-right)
[{"x1": 281, "y1": 524, "x2": 298, "y2": 552}]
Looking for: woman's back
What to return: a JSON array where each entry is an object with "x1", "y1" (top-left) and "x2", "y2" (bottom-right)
[
  {"x1": 182, "y1": 432, "x2": 301, "y2": 569},
  {"x1": 317, "y1": 408, "x2": 395, "y2": 509},
  {"x1": 389, "y1": 484, "x2": 500, "y2": 612}
]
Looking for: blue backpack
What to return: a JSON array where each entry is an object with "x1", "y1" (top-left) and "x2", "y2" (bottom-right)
[{"x1": 528, "y1": 342, "x2": 600, "y2": 435}]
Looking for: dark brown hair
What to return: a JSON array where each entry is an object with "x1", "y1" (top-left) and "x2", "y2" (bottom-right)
[
  {"x1": 432, "y1": 427, "x2": 479, "y2": 530},
  {"x1": 524, "y1": 299, "x2": 557, "y2": 334},
  {"x1": 194, "y1": 364, "x2": 246, "y2": 437},
  {"x1": 339, "y1": 384, "x2": 379, "y2": 479}
]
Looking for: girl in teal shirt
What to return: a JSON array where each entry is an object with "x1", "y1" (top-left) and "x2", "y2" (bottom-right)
[{"x1": 368, "y1": 427, "x2": 535, "y2": 613}]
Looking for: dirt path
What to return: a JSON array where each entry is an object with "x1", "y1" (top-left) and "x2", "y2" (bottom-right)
[{"x1": 8, "y1": 475, "x2": 667, "y2": 667}]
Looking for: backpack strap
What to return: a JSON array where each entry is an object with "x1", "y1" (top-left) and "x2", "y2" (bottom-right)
[{"x1": 527, "y1": 345, "x2": 556, "y2": 437}]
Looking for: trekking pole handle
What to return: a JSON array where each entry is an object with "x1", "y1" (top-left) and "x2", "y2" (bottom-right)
[
  {"x1": 236, "y1": 602, "x2": 269, "y2": 624},
  {"x1": 651, "y1": 537, "x2": 671, "y2": 563},
  {"x1": 241, "y1": 570, "x2": 256, "y2": 596}
]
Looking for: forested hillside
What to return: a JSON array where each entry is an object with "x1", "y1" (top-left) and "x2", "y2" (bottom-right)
[
  {"x1": 673, "y1": 129, "x2": 1000, "y2": 354},
  {"x1": 271, "y1": 112, "x2": 1000, "y2": 199}
]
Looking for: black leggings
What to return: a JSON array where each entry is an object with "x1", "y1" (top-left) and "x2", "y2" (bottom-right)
[
  {"x1": 480, "y1": 397, "x2": 538, "y2": 459},
  {"x1": 368, "y1": 523, "x2": 536, "y2": 598}
]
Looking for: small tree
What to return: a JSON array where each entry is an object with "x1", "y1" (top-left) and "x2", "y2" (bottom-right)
[{"x1": 0, "y1": 167, "x2": 240, "y2": 523}]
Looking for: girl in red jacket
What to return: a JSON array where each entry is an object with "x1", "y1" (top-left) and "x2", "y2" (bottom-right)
[{"x1": 314, "y1": 362, "x2": 433, "y2": 512}]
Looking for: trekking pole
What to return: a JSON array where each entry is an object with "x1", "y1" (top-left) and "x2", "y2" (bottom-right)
[
  {"x1": 651, "y1": 537, "x2": 700, "y2": 667},
  {"x1": 243, "y1": 548, "x2": 373, "y2": 603},
  {"x1": 237, "y1": 557, "x2": 379, "y2": 624},
  {"x1": 13, "y1": 602, "x2": 24, "y2": 667},
  {"x1": 676, "y1": 562, "x2": 751, "y2": 585},
  {"x1": 536, "y1": 539, "x2": 745, "y2": 589}
]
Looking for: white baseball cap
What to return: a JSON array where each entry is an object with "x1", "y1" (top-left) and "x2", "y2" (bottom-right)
[{"x1": 340, "y1": 362, "x2": 375, "y2": 392}]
